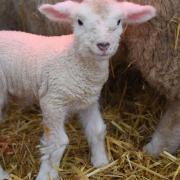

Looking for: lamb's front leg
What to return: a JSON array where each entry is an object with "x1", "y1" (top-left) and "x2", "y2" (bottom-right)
[
  {"x1": 36, "y1": 97, "x2": 69, "y2": 180},
  {"x1": 79, "y1": 103, "x2": 109, "y2": 167},
  {"x1": 143, "y1": 100, "x2": 180, "y2": 156}
]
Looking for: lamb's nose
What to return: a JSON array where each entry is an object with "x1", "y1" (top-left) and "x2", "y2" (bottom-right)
[{"x1": 97, "y1": 42, "x2": 110, "y2": 51}]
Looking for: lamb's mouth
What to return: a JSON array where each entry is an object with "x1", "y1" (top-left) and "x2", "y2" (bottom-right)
[
  {"x1": 88, "y1": 48, "x2": 111, "y2": 58},
  {"x1": 94, "y1": 51, "x2": 111, "y2": 57}
]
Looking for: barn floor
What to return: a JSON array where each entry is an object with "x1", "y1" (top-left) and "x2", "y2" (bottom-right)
[{"x1": 0, "y1": 76, "x2": 180, "y2": 180}]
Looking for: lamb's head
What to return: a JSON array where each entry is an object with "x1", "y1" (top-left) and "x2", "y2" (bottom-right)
[{"x1": 39, "y1": 0, "x2": 156, "y2": 60}]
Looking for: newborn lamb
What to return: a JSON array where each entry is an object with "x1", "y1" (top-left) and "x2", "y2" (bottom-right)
[{"x1": 0, "y1": 0, "x2": 156, "y2": 179}]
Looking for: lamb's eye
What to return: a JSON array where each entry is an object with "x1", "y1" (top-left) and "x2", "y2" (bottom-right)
[
  {"x1": 117, "y1": 19, "x2": 121, "y2": 25},
  {"x1": 78, "y1": 19, "x2": 83, "y2": 26}
]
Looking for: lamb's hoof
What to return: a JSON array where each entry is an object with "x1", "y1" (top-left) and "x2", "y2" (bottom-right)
[
  {"x1": 91, "y1": 155, "x2": 109, "y2": 168},
  {"x1": 36, "y1": 170, "x2": 58, "y2": 180},
  {"x1": 0, "y1": 170, "x2": 9, "y2": 180},
  {"x1": 36, "y1": 175, "x2": 58, "y2": 180},
  {"x1": 143, "y1": 142, "x2": 161, "y2": 157}
]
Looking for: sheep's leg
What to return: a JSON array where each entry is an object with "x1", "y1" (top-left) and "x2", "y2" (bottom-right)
[
  {"x1": 0, "y1": 166, "x2": 9, "y2": 180},
  {"x1": 0, "y1": 105, "x2": 3, "y2": 122},
  {"x1": 0, "y1": 72, "x2": 8, "y2": 179},
  {"x1": 0, "y1": 76, "x2": 7, "y2": 122},
  {"x1": 143, "y1": 101, "x2": 180, "y2": 156},
  {"x1": 0, "y1": 93, "x2": 7, "y2": 122},
  {"x1": 0, "y1": 95, "x2": 6, "y2": 122},
  {"x1": 0, "y1": 92, "x2": 3, "y2": 122},
  {"x1": 79, "y1": 103, "x2": 109, "y2": 167},
  {"x1": 36, "y1": 98, "x2": 68, "y2": 180}
]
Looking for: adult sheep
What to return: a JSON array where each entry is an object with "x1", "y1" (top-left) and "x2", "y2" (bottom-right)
[{"x1": 123, "y1": 0, "x2": 180, "y2": 156}]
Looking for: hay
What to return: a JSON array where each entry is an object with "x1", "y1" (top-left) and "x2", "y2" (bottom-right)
[{"x1": 0, "y1": 79, "x2": 179, "y2": 180}]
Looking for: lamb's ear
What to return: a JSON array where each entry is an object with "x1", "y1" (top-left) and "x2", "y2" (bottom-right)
[
  {"x1": 38, "y1": 1, "x2": 79, "y2": 22},
  {"x1": 119, "y1": 2, "x2": 156, "y2": 24}
]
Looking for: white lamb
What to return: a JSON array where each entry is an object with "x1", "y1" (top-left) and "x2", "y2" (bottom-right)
[{"x1": 0, "y1": 0, "x2": 156, "y2": 179}]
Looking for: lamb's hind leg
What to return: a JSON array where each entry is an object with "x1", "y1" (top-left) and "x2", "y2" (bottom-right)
[
  {"x1": 0, "y1": 102, "x2": 9, "y2": 180},
  {"x1": 0, "y1": 71, "x2": 9, "y2": 179},
  {"x1": 0, "y1": 69, "x2": 7, "y2": 122},
  {"x1": 0, "y1": 93, "x2": 7, "y2": 122},
  {"x1": 143, "y1": 100, "x2": 180, "y2": 156}
]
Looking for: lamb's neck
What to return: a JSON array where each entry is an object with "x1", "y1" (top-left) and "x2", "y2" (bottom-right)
[
  {"x1": 65, "y1": 38, "x2": 109, "y2": 84},
  {"x1": 79, "y1": 52, "x2": 109, "y2": 72},
  {"x1": 81, "y1": 58, "x2": 109, "y2": 88},
  {"x1": 80, "y1": 56, "x2": 108, "y2": 70},
  {"x1": 71, "y1": 37, "x2": 109, "y2": 73}
]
